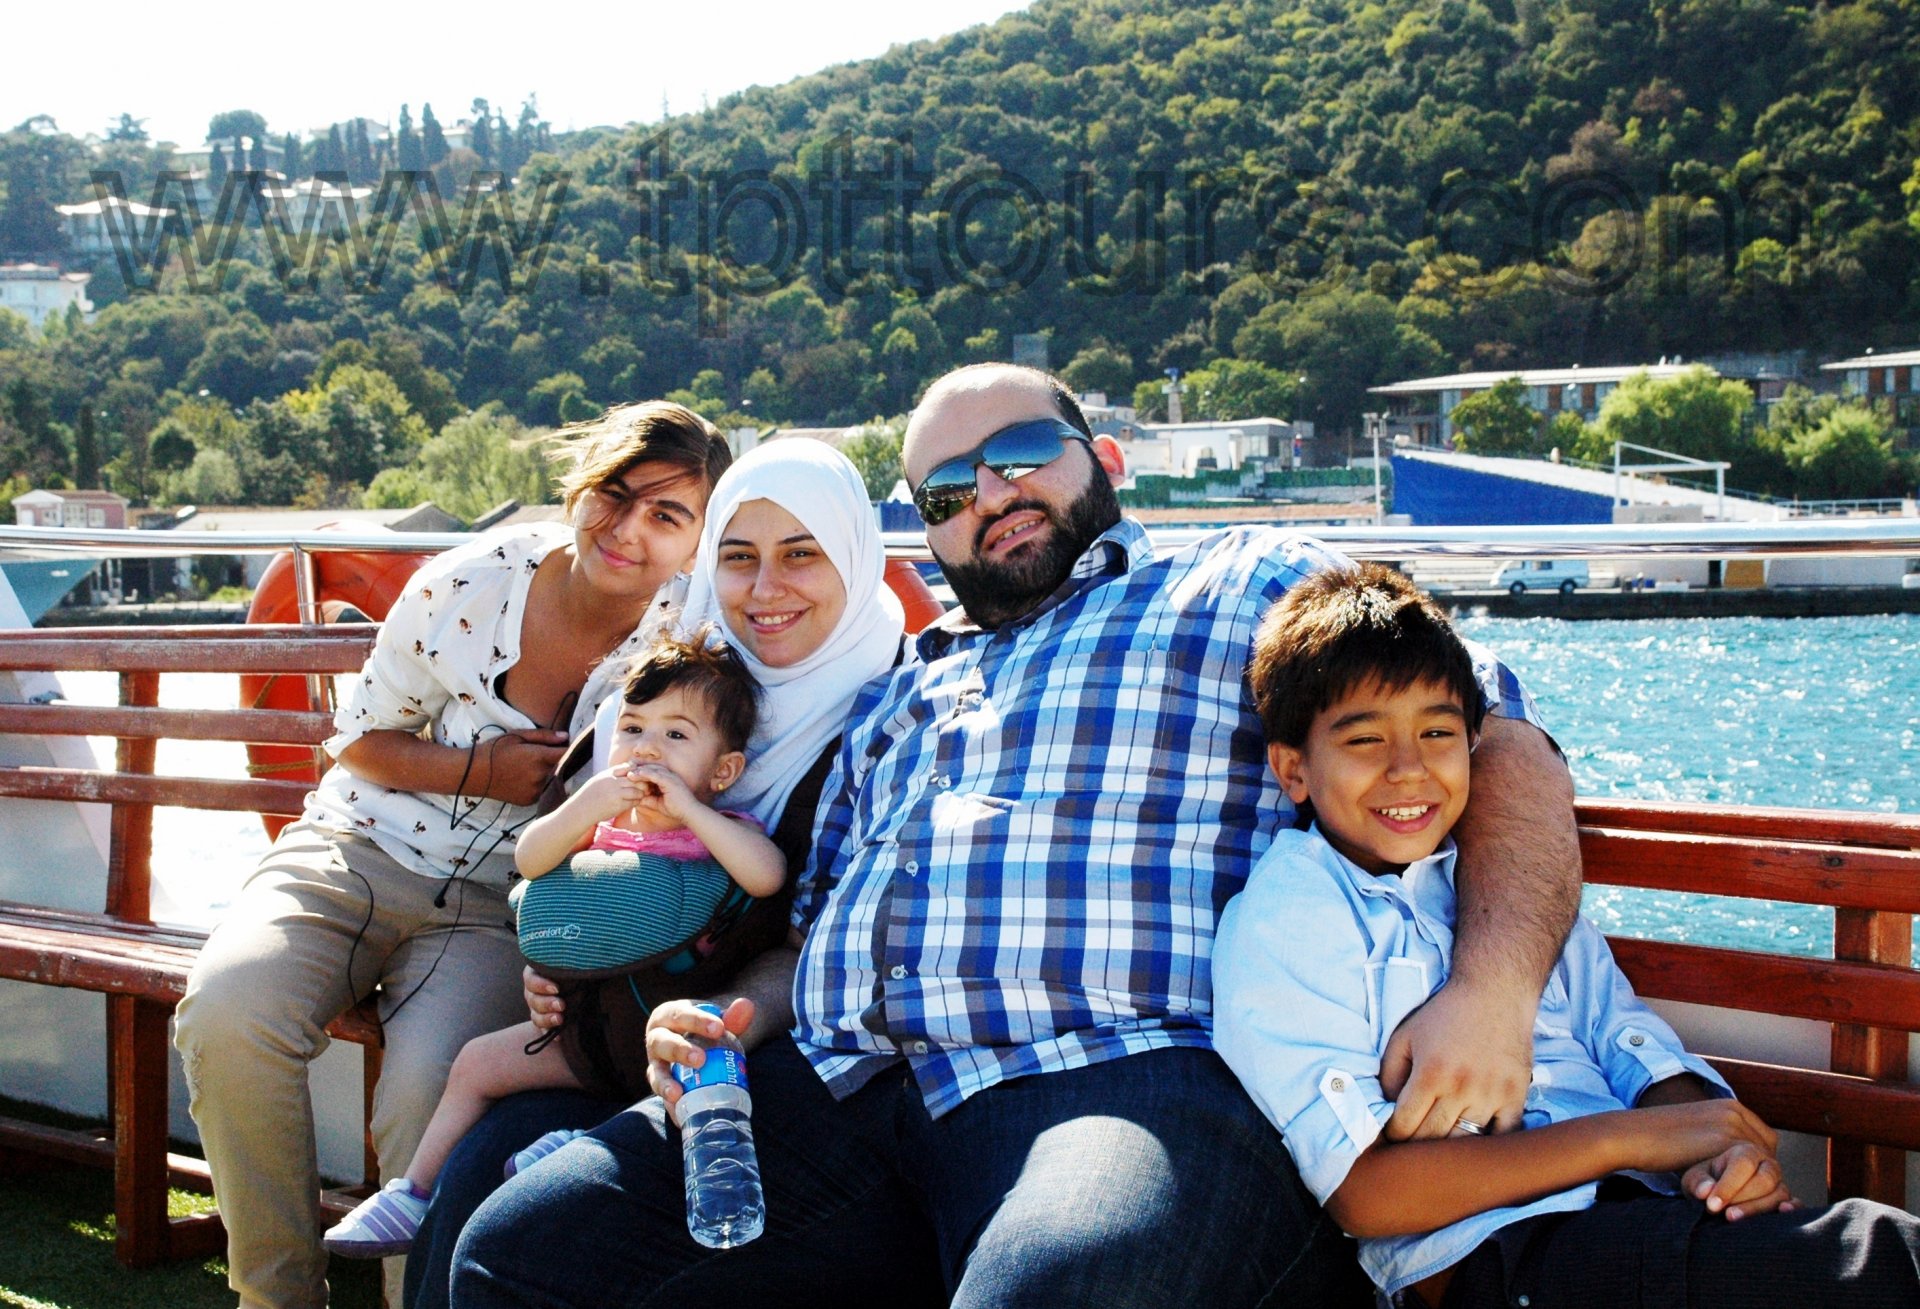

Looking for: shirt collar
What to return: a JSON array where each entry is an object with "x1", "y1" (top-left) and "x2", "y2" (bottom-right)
[
  {"x1": 1311, "y1": 822, "x2": 1458, "y2": 901},
  {"x1": 917, "y1": 518, "x2": 1150, "y2": 657}
]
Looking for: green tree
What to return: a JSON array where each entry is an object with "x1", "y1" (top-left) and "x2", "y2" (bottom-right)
[
  {"x1": 106, "y1": 113, "x2": 148, "y2": 143},
  {"x1": 1184, "y1": 358, "x2": 1296, "y2": 421},
  {"x1": 1061, "y1": 341, "x2": 1135, "y2": 398},
  {"x1": 837, "y1": 421, "x2": 905, "y2": 499},
  {"x1": 1235, "y1": 288, "x2": 1445, "y2": 437},
  {"x1": 273, "y1": 363, "x2": 431, "y2": 489},
  {"x1": 347, "y1": 120, "x2": 376, "y2": 185},
  {"x1": 1586, "y1": 367, "x2": 1755, "y2": 466},
  {"x1": 528, "y1": 371, "x2": 590, "y2": 427},
  {"x1": 0, "y1": 307, "x2": 30, "y2": 352},
  {"x1": 206, "y1": 109, "x2": 268, "y2": 149},
  {"x1": 397, "y1": 105, "x2": 424, "y2": 173},
  {"x1": 166, "y1": 447, "x2": 245, "y2": 505},
  {"x1": 1450, "y1": 378, "x2": 1545, "y2": 455},
  {"x1": 1132, "y1": 379, "x2": 1169, "y2": 422},
  {"x1": 469, "y1": 100, "x2": 494, "y2": 163},
  {"x1": 421, "y1": 104, "x2": 450, "y2": 165},
  {"x1": 362, "y1": 408, "x2": 551, "y2": 520},
  {"x1": 73, "y1": 404, "x2": 101, "y2": 488},
  {"x1": 1, "y1": 377, "x2": 66, "y2": 484},
  {"x1": 0, "y1": 116, "x2": 82, "y2": 258},
  {"x1": 183, "y1": 316, "x2": 277, "y2": 404},
  {"x1": 1786, "y1": 405, "x2": 1901, "y2": 500}
]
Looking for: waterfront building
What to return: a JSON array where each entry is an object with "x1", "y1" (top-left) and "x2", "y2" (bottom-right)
[
  {"x1": 1820, "y1": 349, "x2": 1920, "y2": 453},
  {"x1": 0, "y1": 264, "x2": 93, "y2": 330},
  {"x1": 1366, "y1": 362, "x2": 1699, "y2": 449},
  {"x1": 1123, "y1": 417, "x2": 1316, "y2": 476},
  {"x1": 11, "y1": 489, "x2": 127, "y2": 530}
]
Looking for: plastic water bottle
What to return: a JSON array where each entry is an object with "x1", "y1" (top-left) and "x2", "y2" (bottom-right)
[{"x1": 674, "y1": 1003, "x2": 765, "y2": 1248}]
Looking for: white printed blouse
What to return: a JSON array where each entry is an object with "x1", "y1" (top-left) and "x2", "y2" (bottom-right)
[{"x1": 308, "y1": 522, "x2": 682, "y2": 885}]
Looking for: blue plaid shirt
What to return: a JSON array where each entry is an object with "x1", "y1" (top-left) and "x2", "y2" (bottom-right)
[{"x1": 791, "y1": 519, "x2": 1541, "y2": 1116}]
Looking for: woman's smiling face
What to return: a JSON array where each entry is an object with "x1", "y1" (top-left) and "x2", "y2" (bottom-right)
[{"x1": 713, "y1": 498, "x2": 848, "y2": 668}]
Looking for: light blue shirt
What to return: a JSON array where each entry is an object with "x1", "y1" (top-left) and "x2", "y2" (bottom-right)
[{"x1": 1213, "y1": 826, "x2": 1730, "y2": 1295}]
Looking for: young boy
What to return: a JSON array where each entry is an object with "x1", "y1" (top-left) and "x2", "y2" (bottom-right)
[
  {"x1": 1214, "y1": 563, "x2": 1920, "y2": 1308},
  {"x1": 322, "y1": 634, "x2": 785, "y2": 1258}
]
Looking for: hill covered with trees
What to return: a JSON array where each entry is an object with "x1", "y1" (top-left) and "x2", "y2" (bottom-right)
[{"x1": 2, "y1": 0, "x2": 1917, "y2": 510}]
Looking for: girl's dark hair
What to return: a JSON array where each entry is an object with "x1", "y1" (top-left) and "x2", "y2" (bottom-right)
[
  {"x1": 554, "y1": 400, "x2": 733, "y2": 516},
  {"x1": 620, "y1": 630, "x2": 760, "y2": 751},
  {"x1": 1249, "y1": 563, "x2": 1484, "y2": 747}
]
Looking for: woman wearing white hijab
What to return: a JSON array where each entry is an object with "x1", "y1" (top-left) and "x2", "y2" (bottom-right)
[
  {"x1": 674, "y1": 436, "x2": 905, "y2": 827},
  {"x1": 586, "y1": 437, "x2": 904, "y2": 822},
  {"x1": 406, "y1": 441, "x2": 904, "y2": 1308}
]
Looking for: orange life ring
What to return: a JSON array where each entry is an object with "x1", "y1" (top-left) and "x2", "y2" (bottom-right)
[
  {"x1": 242, "y1": 545, "x2": 432, "y2": 838},
  {"x1": 884, "y1": 559, "x2": 945, "y2": 635}
]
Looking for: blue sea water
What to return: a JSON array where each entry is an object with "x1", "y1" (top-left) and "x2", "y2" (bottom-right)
[{"x1": 1452, "y1": 612, "x2": 1920, "y2": 957}]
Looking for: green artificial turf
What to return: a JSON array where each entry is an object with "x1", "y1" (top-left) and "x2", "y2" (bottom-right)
[{"x1": 0, "y1": 1159, "x2": 380, "y2": 1309}]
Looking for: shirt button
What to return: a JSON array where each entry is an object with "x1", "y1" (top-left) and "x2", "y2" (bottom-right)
[
  {"x1": 909, "y1": 1040, "x2": 929, "y2": 1055},
  {"x1": 1330, "y1": 1076, "x2": 1347, "y2": 1092},
  {"x1": 904, "y1": 860, "x2": 919, "y2": 875},
  {"x1": 890, "y1": 965, "x2": 909, "y2": 980},
  {"x1": 1628, "y1": 1033, "x2": 1645, "y2": 1047}
]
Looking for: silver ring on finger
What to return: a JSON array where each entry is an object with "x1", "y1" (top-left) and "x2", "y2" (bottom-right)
[{"x1": 1453, "y1": 1117, "x2": 1486, "y2": 1136}]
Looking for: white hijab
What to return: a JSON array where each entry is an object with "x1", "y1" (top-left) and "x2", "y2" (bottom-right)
[{"x1": 597, "y1": 438, "x2": 904, "y2": 829}]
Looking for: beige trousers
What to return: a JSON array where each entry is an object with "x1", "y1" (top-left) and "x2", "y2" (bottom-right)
[{"x1": 175, "y1": 821, "x2": 526, "y2": 1309}]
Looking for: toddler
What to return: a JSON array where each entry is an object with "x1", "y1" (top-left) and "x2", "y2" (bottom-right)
[{"x1": 323, "y1": 634, "x2": 783, "y2": 1258}]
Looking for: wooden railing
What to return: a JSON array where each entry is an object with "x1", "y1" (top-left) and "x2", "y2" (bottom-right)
[{"x1": 1581, "y1": 799, "x2": 1920, "y2": 1207}]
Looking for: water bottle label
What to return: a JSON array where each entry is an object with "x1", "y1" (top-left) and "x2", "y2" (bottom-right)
[{"x1": 673, "y1": 1043, "x2": 749, "y2": 1095}]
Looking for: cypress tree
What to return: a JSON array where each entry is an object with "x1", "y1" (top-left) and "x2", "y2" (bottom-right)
[
  {"x1": 469, "y1": 98, "x2": 493, "y2": 163},
  {"x1": 397, "y1": 104, "x2": 423, "y2": 173},
  {"x1": 348, "y1": 119, "x2": 376, "y2": 185},
  {"x1": 74, "y1": 404, "x2": 100, "y2": 488},
  {"x1": 421, "y1": 103, "x2": 449, "y2": 164}
]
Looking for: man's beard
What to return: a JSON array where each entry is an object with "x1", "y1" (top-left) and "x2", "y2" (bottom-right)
[{"x1": 938, "y1": 469, "x2": 1121, "y2": 629}]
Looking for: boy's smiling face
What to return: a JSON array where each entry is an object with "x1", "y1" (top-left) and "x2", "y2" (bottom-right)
[{"x1": 1268, "y1": 676, "x2": 1473, "y2": 875}]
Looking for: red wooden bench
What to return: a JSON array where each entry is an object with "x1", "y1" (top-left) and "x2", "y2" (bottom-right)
[
  {"x1": 1584, "y1": 799, "x2": 1920, "y2": 1208},
  {"x1": 0, "y1": 623, "x2": 384, "y2": 1266},
  {"x1": 1, "y1": 623, "x2": 1916, "y2": 1268}
]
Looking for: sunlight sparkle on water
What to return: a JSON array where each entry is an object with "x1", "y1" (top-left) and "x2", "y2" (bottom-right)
[{"x1": 1454, "y1": 612, "x2": 1919, "y2": 958}]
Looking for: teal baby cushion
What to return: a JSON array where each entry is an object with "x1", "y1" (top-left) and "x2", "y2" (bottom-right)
[{"x1": 512, "y1": 849, "x2": 735, "y2": 979}]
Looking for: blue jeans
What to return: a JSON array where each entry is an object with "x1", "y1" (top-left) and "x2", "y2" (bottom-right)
[
  {"x1": 405, "y1": 1088, "x2": 625, "y2": 1309},
  {"x1": 439, "y1": 1038, "x2": 1369, "y2": 1308}
]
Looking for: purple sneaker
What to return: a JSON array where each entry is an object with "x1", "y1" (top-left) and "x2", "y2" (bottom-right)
[
  {"x1": 504, "y1": 1127, "x2": 589, "y2": 1179},
  {"x1": 323, "y1": 1177, "x2": 427, "y2": 1258}
]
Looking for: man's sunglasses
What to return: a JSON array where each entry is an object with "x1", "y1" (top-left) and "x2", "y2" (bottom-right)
[{"x1": 910, "y1": 419, "x2": 1092, "y2": 525}]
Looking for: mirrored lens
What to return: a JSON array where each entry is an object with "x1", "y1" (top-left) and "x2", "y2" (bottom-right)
[{"x1": 911, "y1": 421, "x2": 1087, "y2": 525}]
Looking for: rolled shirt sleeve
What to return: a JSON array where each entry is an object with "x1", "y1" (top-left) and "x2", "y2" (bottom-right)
[{"x1": 1213, "y1": 848, "x2": 1397, "y2": 1205}]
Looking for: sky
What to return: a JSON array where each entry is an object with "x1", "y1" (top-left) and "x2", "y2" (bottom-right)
[{"x1": 6, "y1": 1, "x2": 1034, "y2": 147}]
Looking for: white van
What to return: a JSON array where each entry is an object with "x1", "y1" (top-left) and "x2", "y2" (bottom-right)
[{"x1": 1490, "y1": 559, "x2": 1590, "y2": 595}]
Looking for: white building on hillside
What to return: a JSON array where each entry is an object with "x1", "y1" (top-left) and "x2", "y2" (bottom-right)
[
  {"x1": 0, "y1": 264, "x2": 93, "y2": 330},
  {"x1": 55, "y1": 196, "x2": 176, "y2": 256},
  {"x1": 258, "y1": 178, "x2": 374, "y2": 234}
]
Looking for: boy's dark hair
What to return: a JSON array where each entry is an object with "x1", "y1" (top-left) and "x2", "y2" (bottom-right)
[
  {"x1": 1249, "y1": 563, "x2": 1484, "y2": 747},
  {"x1": 620, "y1": 630, "x2": 760, "y2": 752}
]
